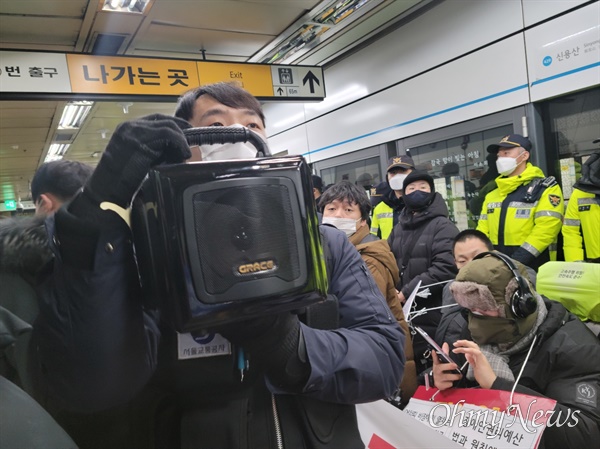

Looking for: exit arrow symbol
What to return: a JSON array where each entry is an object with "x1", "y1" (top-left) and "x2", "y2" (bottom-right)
[
  {"x1": 302, "y1": 71, "x2": 320, "y2": 93},
  {"x1": 277, "y1": 87, "x2": 284, "y2": 95}
]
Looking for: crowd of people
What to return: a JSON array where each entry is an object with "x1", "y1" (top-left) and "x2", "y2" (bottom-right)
[{"x1": 0, "y1": 82, "x2": 598, "y2": 449}]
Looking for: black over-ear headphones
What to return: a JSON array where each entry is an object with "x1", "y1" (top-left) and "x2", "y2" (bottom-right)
[{"x1": 472, "y1": 251, "x2": 537, "y2": 318}]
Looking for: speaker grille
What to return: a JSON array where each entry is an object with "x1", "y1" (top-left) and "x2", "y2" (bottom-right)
[{"x1": 191, "y1": 184, "x2": 301, "y2": 295}]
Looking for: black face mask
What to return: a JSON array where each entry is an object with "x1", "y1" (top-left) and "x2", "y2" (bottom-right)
[{"x1": 404, "y1": 190, "x2": 433, "y2": 211}]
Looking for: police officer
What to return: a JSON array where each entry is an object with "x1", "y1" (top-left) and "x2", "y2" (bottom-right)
[
  {"x1": 477, "y1": 134, "x2": 563, "y2": 271},
  {"x1": 562, "y1": 150, "x2": 600, "y2": 262},
  {"x1": 370, "y1": 155, "x2": 415, "y2": 239}
]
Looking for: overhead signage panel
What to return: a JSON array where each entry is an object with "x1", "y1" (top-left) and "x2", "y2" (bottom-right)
[
  {"x1": 0, "y1": 51, "x2": 71, "y2": 92},
  {"x1": 67, "y1": 54, "x2": 199, "y2": 95},
  {"x1": 0, "y1": 51, "x2": 325, "y2": 100},
  {"x1": 271, "y1": 65, "x2": 325, "y2": 99}
]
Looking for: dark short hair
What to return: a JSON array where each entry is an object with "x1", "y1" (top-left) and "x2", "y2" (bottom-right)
[
  {"x1": 453, "y1": 229, "x2": 493, "y2": 252},
  {"x1": 174, "y1": 82, "x2": 265, "y2": 126},
  {"x1": 312, "y1": 175, "x2": 323, "y2": 193},
  {"x1": 318, "y1": 180, "x2": 371, "y2": 220},
  {"x1": 31, "y1": 160, "x2": 94, "y2": 203}
]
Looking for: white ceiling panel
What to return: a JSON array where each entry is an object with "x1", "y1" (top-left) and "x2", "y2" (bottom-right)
[
  {"x1": 0, "y1": 17, "x2": 82, "y2": 47},
  {"x1": 0, "y1": 0, "x2": 87, "y2": 16},
  {"x1": 136, "y1": 23, "x2": 274, "y2": 58},
  {"x1": 0, "y1": 0, "x2": 428, "y2": 205}
]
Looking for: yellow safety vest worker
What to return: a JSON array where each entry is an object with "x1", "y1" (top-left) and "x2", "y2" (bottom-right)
[
  {"x1": 562, "y1": 188, "x2": 600, "y2": 261},
  {"x1": 477, "y1": 163, "x2": 564, "y2": 270},
  {"x1": 370, "y1": 201, "x2": 394, "y2": 240}
]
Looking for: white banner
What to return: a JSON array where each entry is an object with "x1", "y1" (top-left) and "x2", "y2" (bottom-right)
[{"x1": 357, "y1": 399, "x2": 461, "y2": 449}]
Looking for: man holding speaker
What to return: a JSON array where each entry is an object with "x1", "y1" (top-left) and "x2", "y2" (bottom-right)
[
  {"x1": 31, "y1": 82, "x2": 405, "y2": 449},
  {"x1": 430, "y1": 253, "x2": 600, "y2": 449}
]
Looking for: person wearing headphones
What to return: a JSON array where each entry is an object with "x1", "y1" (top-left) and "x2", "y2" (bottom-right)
[
  {"x1": 431, "y1": 253, "x2": 600, "y2": 449},
  {"x1": 435, "y1": 229, "x2": 538, "y2": 352},
  {"x1": 477, "y1": 134, "x2": 564, "y2": 271}
]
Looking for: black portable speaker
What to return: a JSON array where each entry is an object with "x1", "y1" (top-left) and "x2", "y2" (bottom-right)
[{"x1": 131, "y1": 155, "x2": 328, "y2": 332}]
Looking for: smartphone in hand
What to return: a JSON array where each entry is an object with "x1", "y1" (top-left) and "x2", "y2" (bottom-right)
[{"x1": 414, "y1": 326, "x2": 462, "y2": 375}]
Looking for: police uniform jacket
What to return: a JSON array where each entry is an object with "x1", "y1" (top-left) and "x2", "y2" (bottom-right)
[
  {"x1": 370, "y1": 191, "x2": 405, "y2": 240},
  {"x1": 477, "y1": 163, "x2": 564, "y2": 270},
  {"x1": 563, "y1": 189, "x2": 600, "y2": 261},
  {"x1": 31, "y1": 209, "x2": 405, "y2": 449}
]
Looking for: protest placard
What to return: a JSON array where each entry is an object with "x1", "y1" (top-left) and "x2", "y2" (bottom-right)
[
  {"x1": 356, "y1": 398, "x2": 461, "y2": 448},
  {"x1": 402, "y1": 386, "x2": 558, "y2": 449}
]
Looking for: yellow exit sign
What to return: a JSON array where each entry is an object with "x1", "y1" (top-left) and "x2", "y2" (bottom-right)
[{"x1": 61, "y1": 53, "x2": 324, "y2": 99}]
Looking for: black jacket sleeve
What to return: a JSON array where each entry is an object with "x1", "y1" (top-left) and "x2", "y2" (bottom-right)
[{"x1": 32, "y1": 209, "x2": 160, "y2": 412}]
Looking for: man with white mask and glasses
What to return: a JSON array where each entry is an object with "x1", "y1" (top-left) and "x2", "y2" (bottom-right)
[
  {"x1": 476, "y1": 134, "x2": 564, "y2": 271},
  {"x1": 370, "y1": 155, "x2": 415, "y2": 239}
]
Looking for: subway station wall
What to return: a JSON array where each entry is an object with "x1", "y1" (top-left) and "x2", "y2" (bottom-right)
[{"x1": 263, "y1": 0, "x2": 599, "y2": 163}]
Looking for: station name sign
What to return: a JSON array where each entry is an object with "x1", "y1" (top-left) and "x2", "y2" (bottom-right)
[{"x1": 0, "y1": 51, "x2": 325, "y2": 100}]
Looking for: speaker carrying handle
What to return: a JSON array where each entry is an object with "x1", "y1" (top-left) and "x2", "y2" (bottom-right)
[{"x1": 183, "y1": 126, "x2": 270, "y2": 157}]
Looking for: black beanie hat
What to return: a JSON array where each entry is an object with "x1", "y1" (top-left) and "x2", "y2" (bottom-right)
[{"x1": 402, "y1": 170, "x2": 435, "y2": 192}]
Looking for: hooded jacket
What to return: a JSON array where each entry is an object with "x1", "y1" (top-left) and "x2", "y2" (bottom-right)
[
  {"x1": 436, "y1": 298, "x2": 600, "y2": 449},
  {"x1": 0, "y1": 215, "x2": 51, "y2": 280},
  {"x1": 0, "y1": 216, "x2": 50, "y2": 391},
  {"x1": 350, "y1": 224, "x2": 418, "y2": 403},
  {"x1": 388, "y1": 193, "x2": 459, "y2": 359},
  {"x1": 563, "y1": 152, "x2": 600, "y2": 261},
  {"x1": 477, "y1": 163, "x2": 564, "y2": 270}
]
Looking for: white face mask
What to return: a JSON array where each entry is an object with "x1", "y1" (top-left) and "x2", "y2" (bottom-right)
[
  {"x1": 197, "y1": 124, "x2": 269, "y2": 161},
  {"x1": 496, "y1": 152, "x2": 524, "y2": 176},
  {"x1": 389, "y1": 173, "x2": 407, "y2": 191},
  {"x1": 322, "y1": 216, "x2": 360, "y2": 237}
]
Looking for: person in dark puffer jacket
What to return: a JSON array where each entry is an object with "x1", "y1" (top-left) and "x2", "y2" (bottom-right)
[{"x1": 388, "y1": 171, "x2": 459, "y2": 373}]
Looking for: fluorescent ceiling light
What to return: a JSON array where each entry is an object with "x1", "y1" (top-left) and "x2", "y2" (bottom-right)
[
  {"x1": 45, "y1": 144, "x2": 70, "y2": 162},
  {"x1": 59, "y1": 101, "x2": 93, "y2": 129},
  {"x1": 102, "y1": 0, "x2": 150, "y2": 14}
]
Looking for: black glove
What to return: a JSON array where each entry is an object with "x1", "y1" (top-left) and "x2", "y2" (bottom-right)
[
  {"x1": 84, "y1": 113, "x2": 192, "y2": 209},
  {"x1": 217, "y1": 313, "x2": 310, "y2": 390}
]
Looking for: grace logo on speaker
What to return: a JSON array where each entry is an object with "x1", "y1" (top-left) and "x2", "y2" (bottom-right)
[{"x1": 237, "y1": 259, "x2": 276, "y2": 275}]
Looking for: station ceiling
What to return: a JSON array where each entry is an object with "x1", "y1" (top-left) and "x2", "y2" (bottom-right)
[{"x1": 0, "y1": 0, "x2": 430, "y2": 204}]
